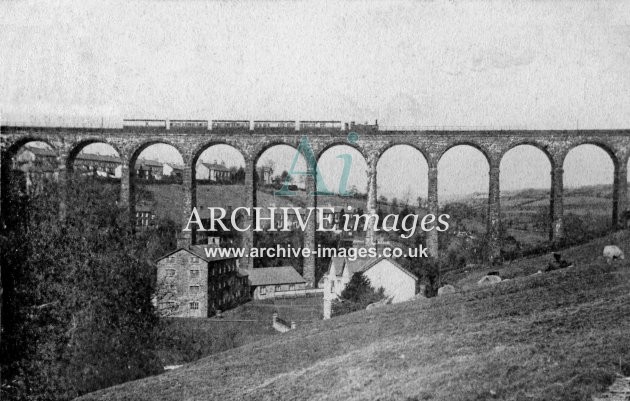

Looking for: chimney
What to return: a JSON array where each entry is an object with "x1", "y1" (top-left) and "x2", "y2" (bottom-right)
[{"x1": 176, "y1": 232, "x2": 191, "y2": 249}]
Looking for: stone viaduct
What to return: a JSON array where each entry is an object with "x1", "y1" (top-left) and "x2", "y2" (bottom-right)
[{"x1": 2, "y1": 125, "x2": 630, "y2": 287}]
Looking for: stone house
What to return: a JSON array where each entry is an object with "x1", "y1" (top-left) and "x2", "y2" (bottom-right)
[
  {"x1": 12, "y1": 146, "x2": 58, "y2": 193},
  {"x1": 323, "y1": 256, "x2": 418, "y2": 319},
  {"x1": 257, "y1": 166, "x2": 273, "y2": 185},
  {"x1": 248, "y1": 266, "x2": 307, "y2": 300},
  {"x1": 320, "y1": 204, "x2": 344, "y2": 231},
  {"x1": 136, "y1": 159, "x2": 164, "y2": 180},
  {"x1": 163, "y1": 163, "x2": 184, "y2": 180},
  {"x1": 196, "y1": 161, "x2": 232, "y2": 182},
  {"x1": 135, "y1": 202, "x2": 156, "y2": 229},
  {"x1": 156, "y1": 245, "x2": 249, "y2": 317},
  {"x1": 74, "y1": 153, "x2": 122, "y2": 178}
]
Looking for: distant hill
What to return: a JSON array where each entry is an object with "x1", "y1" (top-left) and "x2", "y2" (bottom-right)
[{"x1": 140, "y1": 182, "x2": 620, "y2": 224}]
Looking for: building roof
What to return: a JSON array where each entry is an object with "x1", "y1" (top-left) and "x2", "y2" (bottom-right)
[
  {"x1": 135, "y1": 203, "x2": 153, "y2": 212},
  {"x1": 329, "y1": 256, "x2": 378, "y2": 276},
  {"x1": 247, "y1": 266, "x2": 306, "y2": 286},
  {"x1": 166, "y1": 163, "x2": 185, "y2": 171},
  {"x1": 201, "y1": 162, "x2": 231, "y2": 172},
  {"x1": 155, "y1": 245, "x2": 237, "y2": 263},
  {"x1": 22, "y1": 146, "x2": 57, "y2": 158},
  {"x1": 329, "y1": 256, "x2": 417, "y2": 281},
  {"x1": 137, "y1": 159, "x2": 164, "y2": 168},
  {"x1": 76, "y1": 153, "x2": 122, "y2": 164}
]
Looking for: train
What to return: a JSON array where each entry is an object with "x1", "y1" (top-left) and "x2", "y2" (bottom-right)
[{"x1": 122, "y1": 119, "x2": 375, "y2": 131}]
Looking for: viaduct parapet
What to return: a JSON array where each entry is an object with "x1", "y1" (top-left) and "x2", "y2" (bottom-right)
[{"x1": 3, "y1": 125, "x2": 630, "y2": 287}]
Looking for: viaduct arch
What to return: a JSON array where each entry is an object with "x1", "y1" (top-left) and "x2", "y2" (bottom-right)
[{"x1": 3, "y1": 125, "x2": 630, "y2": 286}]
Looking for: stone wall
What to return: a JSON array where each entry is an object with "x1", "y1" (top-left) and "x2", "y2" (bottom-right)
[{"x1": 156, "y1": 250, "x2": 209, "y2": 318}]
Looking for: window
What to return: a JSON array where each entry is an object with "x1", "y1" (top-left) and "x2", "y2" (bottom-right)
[
  {"x1": 260, "y1": 286, "x2": 266, "y2": 295},
  {"x1": 190, "y1": 301, "x2": 199, "y2": 310},
  {"x1": 191, "y1": 257, "x2": 198, "y2": 264},
  {"x1": 275, "y1": 285, "x2": 282, "y2": 292},
  {"x1": 331, "y1": 281, "x2": 335, "y2": 293},
  {"x1": 166, "y1": 269, "x2": 176, "y2": 277},
  {"x1": 289, "y1": 284, "x2": 295, "y2": 291},
  {"x1": 190, "y1": 270, "x2": 200, "y2": 279},
  {"x1": 189, "y1": 285, "x2": 200, "y2": 294},
  {"x1": 160, "y1": 301, "x2": 178, "y2": 311}
]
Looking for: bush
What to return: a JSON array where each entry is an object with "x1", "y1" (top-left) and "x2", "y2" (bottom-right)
[{"x1": 331, "y1": 274, "x2": 384, "y2": 316}]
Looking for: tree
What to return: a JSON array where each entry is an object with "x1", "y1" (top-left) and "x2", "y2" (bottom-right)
[
  {"x1": 402, "y1": 189, "x2": 412, "y2": 207},
  {"x1": 272, "y1": 170, "x2": 292, "y2": 187},
  {"x1": 398, "y1": 257, "x2": 443, "y2": 297},
  {"x1": 232, "y1": 166, "x2": 245, "y2": 184},
  {"x1": 1, "y1": 174, "x2": 163, "y2": 400},
  {"x1": 253, "y1": 231, "x2": 304, "y2": 272},
  {"x1": 332, "y1": 274, "x2": 384, "y2": 316},
  {"x1": 279, "y1": 170, "x2": 292, "y2": 184}
]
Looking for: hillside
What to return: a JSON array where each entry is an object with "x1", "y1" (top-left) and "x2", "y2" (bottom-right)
[
  {"x1": 78, "y1": 232, "x2": 630, "y2": 401},
  {"x1": 138, "y1": 184, "x2": 368, "y2": 224},
  {"x1": 140, "y1": 183, "x2": 616, "y2": 250},
  {"x1": 156, "y1": 296, "x2": 322, "y2": 366}
]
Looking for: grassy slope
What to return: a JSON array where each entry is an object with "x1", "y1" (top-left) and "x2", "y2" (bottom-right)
[
  {"x1": 156, "y1": 297, "x2": 322, "y2": 365},
  {"x1": 142, "y1": 184, "x2": 367, "y2": 223},
  {"x1": 79, "y1": 232, "x2": 630, "y2": 401}
]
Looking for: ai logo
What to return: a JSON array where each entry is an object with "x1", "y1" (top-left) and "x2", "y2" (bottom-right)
[{"x1": 274, "y1": 132, "x2": 358, "y2": 197}]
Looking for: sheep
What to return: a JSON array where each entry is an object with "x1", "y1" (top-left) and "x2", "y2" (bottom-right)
[{"x1": 603, "y1": 245, "x2": 625, "y2": 264}]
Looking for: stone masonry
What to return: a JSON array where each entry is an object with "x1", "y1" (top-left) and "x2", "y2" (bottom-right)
[{"x1": 3, "y1": 125, "x2": 630, "y2": 287}]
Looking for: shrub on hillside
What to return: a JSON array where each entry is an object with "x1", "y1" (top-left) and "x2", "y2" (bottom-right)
[
  {"x1": 397, "y1": 257, "x2": 444, "y2": 297},
  {"x1": 332, "y1": 274, "x2": 384, "y2": 316}
]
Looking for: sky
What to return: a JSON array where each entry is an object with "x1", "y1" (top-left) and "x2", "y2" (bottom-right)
[{"x1": 1, "y1": 0, "x2": 628, "y2": 199}]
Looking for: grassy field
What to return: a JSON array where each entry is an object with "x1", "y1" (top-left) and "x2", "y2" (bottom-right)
[
  {"x1": 156, "y1": 317, "x2": 275, "y2": 366},
  {"x1": 79, "y1": 231, "x2": 630, "y2": 401},
  {"x1": 156, "y1": 296, "x2": 323, "y2": 366},
  {"x1": 140, "y1": 184, "x2": 367, "y2": 223},
  {"x1": 221, "y1": 295, "x2": 324, "y2": 322}
]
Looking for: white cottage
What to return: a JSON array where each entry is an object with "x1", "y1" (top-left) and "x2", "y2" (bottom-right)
[
  {"x1": 323, "y1": 256, "x2": 418, "y2": 319},
  {"x1": 196, "y1": 161, "x2": 232, "y2": 182}
]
